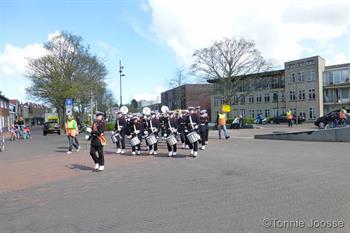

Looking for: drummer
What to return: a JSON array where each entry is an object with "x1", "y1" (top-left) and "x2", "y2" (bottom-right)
[
  {"x1": 129, "y1": 116, "x2": 143, "y2": 155},
  {"x1": 114, "y1": 110, "x2": 126, "y2": 154},
  {"x1": 143, "y1": 111, "x2": 160, "y2": 155},
  {"x1": 185, "y1": 106, "x2": 200, "y2": 157},
  {"x1": 165, "y1": 110, "x2": 178, "y2": 157}
]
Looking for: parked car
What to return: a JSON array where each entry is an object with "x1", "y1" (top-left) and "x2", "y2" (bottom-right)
[
  {"x1": 43, "y1": 121, "x2": 61, "y2": 135},
  {"x1": 268, "y1": 113, "x2": 305, "y2": 124},
  {"x1": 314, "y1": 109, "x2": 350, "y2": 128}
]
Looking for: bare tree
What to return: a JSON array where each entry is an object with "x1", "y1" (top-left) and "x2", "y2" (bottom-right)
[
  {"x1": 168, "y1": 67, "x2": 189, "y2": 88},
  {"x1": 191, "y1": 37, "x2": 273, "y2": 105}
]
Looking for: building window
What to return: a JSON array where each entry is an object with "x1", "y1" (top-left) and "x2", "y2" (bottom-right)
[
  {"x1": 298, "y1": 72, "x2": 304, "y2": 82},
  {"x1": 264, "y1": 109, "x2": 270, "y2": 118},
  {"x1": 239, "y1": 95, "x2": 246, "y2": 105},
  {"x1": 308, "y1": 89, "x2": 316, "y2": 100},
  {"x1": 309, "y1": 108, "x2": 316, "y2": 119},
  {"x1": 264, "y1": 94, "x2": 270, "y2": 102},
  {"x1": 248, "y1": 95, "x2": 254, "y2": 104},
  {"x1": 298, "y1": 90, "x2": 305, "y2": 100},
  {"x1": 256, "y1": 94, "x2": 262, "y2": 103},
  {"x1": 281, "y1": 92, "x2": 285, "y2": 101},
  {"x1": 214, "y1": 97, "x2": 223, "y2": 106},
  {"x1": 307, "y1": 70, "x2": 316, "y2": 81},
  {"x1": 291, "y1": 73, "x2": 295, "y2": 83},
  {"x1": 272, "y1": 93, "x2": 278, "y2": 102},
  {"x1": 249, "y1": 109, "x2": 255, "y2": 118},
  {"x1": 289, "y1": 91, "x2": 296, "y2": 101},
  {"x1": 257, "y1": 109, "x2": 262, "y2": 115}
]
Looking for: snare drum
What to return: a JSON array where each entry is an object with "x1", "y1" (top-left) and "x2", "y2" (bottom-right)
[
  {"x1": 166, "y1": 133, "x2": 177, "y2": 146},
  {"x1": 111, "y1": 133, "x2": 122, "y2": 143},
  {"x1": 186, "y1": 131, "x2": 201, "y2": 143},
  {"x1": 130, "y1": 136, "x2": 141, "y2": 147},
  {"x1": 146, "y1": 133, "x2": 157, "y2": 145}
]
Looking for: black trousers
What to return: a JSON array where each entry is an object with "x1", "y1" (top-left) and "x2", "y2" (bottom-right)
[
  {"x1": 90, "y1": 145, "x2": 104, "y2": 166},
  {"x1": 205, "y1": 124, "x2": 209, "y2": 142},
  {"x1": 179, "y1": 131, "x2": 186, "y2": 143},
  {"x1": 116, "y1": 131, "x2": 125, "y2": 149},
  {"x1": 185, "y1": 132, "x2": 198, "y2": 151},
  {"x1": 167, "y1": 143, "x2": 177, "y2": 152},
  {"x1": 199, "y1": 125, "x2": 207, "y2": 146}
]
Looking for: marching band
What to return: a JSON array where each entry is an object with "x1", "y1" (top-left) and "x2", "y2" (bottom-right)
[
  {"x1": 86, "y1": 105, "x2": 210, "y2": 171},
  {"x1": 109, "y1": 105, "x2": 210, "y2": 158}
]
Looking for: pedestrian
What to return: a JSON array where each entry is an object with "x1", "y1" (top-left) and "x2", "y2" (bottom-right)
[
  {"x1": 218, "y1": 110, "x2": 230, "y2": 139},
  {"x1": 89, "y1": 112, "x2": 106, "y2": 172},
  {"x1": 65, "y1": 115, "x2": 80, "y2": 154},
  {"x1": 287, "y1": 109, "x2": 293, "y2": 127}
]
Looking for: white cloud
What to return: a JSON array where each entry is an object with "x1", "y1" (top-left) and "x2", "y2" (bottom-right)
[
  {"x1": 48, "y1": 30, "x2": 61, "y2": 41},
  {"x1": 0, "y1": 43, "x2": 46, "y2": 75},
  {"x1": 132, "y1": 85, "x2": 166, "y2": 101},
  {"x1": 147, "y1": 0, "x2": 350, "y2": 66},
  {"x1": 334, "y1": 53, "x2": 347, "y2": 64}
]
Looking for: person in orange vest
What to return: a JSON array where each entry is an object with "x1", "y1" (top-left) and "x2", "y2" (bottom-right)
[
  {"x1": 217, "y1": 110, "x2": 230, "y2": 139},
  {"x1": 65, "y1": 115, "x2": 80, "y2": 154},
  {"x1": 286, "y1": 109, "x2": 293, "y2": 127}
]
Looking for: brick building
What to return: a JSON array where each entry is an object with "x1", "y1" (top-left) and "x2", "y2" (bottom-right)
[
  {"x1": 0, "y1": 93, "x2": 10, "y2": 131},
  {"x1": 161, "y1": 84, "x2": 214, "y2": 117}
]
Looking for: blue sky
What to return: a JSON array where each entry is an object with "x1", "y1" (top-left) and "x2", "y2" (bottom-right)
[{"x1": 1, "y1": 0, "x2": 350, "y2": 103}]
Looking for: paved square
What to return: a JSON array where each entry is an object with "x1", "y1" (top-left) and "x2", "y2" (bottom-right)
[{"x1": 0, "y1": 125, "x2": 349, "y2": 233}]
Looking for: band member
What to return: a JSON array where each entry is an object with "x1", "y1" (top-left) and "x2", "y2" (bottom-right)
[
  {"x1": 165, "y1": 111, "x2": 178, "y2": 157},
  {"x1": 114, "y1": 111, "x2": 126, "y2": 154},
  {"x1": 204, "y1": 111, "x2": 209, "y2": 145},
  {"x1": 185, "y1": 106, "x2": 200, "y2": 157},
  {"x1": 199, "y1": 111, "x2": 208, "y2": 150},
  {"x1": 159, "y1": 113, "x2": 167, "y2": 139},
  {"x1": 89, "y1": 112, "x2": 106, "y2": 172},
  {"x1": 176, "y1": 110, "x2": 187, "y2": 149},
  {"x1": 143, "y1": 112, "x2": 160, "y2": 155},
  {"x1": 196, "y1": 106, "x2": 201, "y2": 115},
  {"x1": 129, "y1": 116, "x2": 143, "y2": 155}
]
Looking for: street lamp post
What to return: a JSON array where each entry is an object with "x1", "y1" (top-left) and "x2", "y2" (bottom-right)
[{"x1": 119, "y1": 60, "x2": 125, "y2": 106}]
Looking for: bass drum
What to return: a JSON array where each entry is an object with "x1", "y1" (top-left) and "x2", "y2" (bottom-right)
[
  {"x1": 186, "y1": 131, "x2": 201, "y2": 143},
  {"x1": 146, "y1": 133, "x2": 157, "y2": 146},
  {"x1": 130, "y1": 136, "x2": 141, "y2": 147},
  {"x1": 166, "y1": 133, "x2": 177, "y2": 146}
]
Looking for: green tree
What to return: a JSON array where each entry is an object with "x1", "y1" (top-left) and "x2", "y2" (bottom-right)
[{"x1": 26, "y1": 31, "x2": 109, "y2": 125}]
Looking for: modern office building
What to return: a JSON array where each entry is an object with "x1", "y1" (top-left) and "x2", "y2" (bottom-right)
[{"x1": 210, "y1": 56, "x2": 350, "y2": 122}]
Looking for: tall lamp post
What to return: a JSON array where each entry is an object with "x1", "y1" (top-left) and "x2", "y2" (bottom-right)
[{"x1": 119, "y1": 60, "x2": 125, "y2": 106}]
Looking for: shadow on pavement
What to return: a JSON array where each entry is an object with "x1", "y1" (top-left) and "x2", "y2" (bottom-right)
[{"x1": 66, "y1": 164, "x2": 94, "y2": 171}]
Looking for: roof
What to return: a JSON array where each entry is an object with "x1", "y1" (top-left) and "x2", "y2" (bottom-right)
[
  {"x1": 207, "y1": 69, "x2": 285, "y2": 83},
  {"x1": 325, "y1": 63, "x2": 350, "y2": 70},
  {"x1": 0, "y1": 94, "x2": 9, "y2": 101}
]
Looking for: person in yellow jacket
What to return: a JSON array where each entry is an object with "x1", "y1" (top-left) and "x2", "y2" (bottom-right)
[
  {"x1": 286, "y1": 109, "x2": 293, "y2": 127},
  {"x1": 65, "y1": 115, "x2": 80, "y2": 154},
  {"x1": 216, "y1": 110, "x2": 230, "y2": 139}
]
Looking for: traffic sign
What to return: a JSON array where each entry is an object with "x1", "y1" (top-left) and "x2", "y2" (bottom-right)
[
  {"x1": 221, "y1": 104, "x2": 231, "y2": 113},
  {"x1": 65, "y1": 98, "x2": 73, "y2": 106}
]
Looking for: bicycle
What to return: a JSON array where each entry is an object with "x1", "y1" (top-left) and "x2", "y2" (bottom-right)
[{"x1": 0, "y1": 129, "x2": 5, "y2": 152}]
